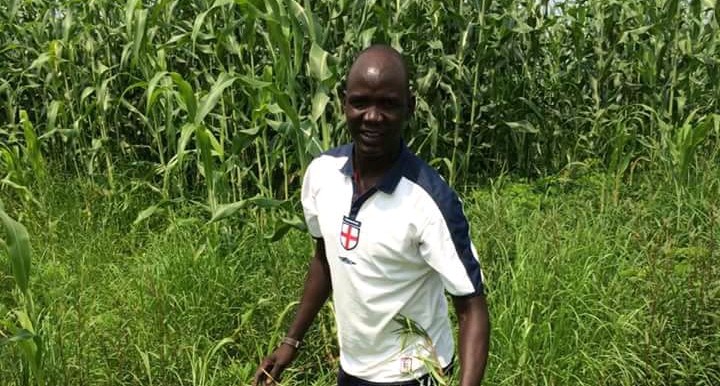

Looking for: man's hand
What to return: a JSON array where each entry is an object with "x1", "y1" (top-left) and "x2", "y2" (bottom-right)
[
  {"x1": 253, "y1": 344, "x2": 298, "y2": 385},
  {"x1": 253, "y1": 239, "x2": 331, "y2": 385}
]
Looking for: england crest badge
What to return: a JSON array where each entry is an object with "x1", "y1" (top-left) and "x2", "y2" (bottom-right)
[{"x1": 339, "y1": 216, "x2": 361, "y2": 251}]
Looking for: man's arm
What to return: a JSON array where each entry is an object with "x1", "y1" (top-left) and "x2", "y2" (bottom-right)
[
  {"x1": 452, "y1": 294, "x2": 490, "y2": 386},
  {"x1": 253, "y1": 239, "x2": 331, "y2": 385}
]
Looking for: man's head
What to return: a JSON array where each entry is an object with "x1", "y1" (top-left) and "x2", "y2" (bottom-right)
[{"x1": 343, "y1": 45, "x2": 415, "y2": 161}]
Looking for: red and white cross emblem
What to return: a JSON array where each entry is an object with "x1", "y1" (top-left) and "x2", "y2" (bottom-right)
[{"x1": 340, "y1": 216, "x2": 361, "y2": 250}]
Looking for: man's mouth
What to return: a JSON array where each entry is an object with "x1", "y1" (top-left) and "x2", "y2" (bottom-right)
[{"x1": 359, "y1": 130, "x2": 383, "y2": 142}]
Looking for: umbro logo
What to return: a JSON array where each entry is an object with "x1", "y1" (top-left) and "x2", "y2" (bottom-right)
[{"x1": 338, "y1": 256, "x2": 357, "y2": 265}]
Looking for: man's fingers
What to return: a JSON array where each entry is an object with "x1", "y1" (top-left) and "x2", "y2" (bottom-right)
[
  {"x1": 253, "y1": 368, "x2": 267, "y2": 386},
  {"x1": 253, "y1": 358, "x2": 273, "y2": 386},
  {"x1": 252, "y1": 369, "x2": 264, "y2": 386},
  {"x1": 267, "y1": 363, "x2": 286, "y2": 385}
]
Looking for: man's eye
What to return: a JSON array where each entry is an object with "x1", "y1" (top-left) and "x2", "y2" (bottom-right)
[
  {"x1": 350, "y1": 98, "x2": 368, "y2": 109},
  {"x1": 382, "y1": 99, "x2": 401, "y2": 109},
  {"x1": 376, "y1": 99, "x2": 402, "y2": 111}
]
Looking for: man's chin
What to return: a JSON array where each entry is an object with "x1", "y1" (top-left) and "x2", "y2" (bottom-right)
[
  {"x1": 354, "y1": 142, "x2": 387, "y2": 158},
  {"x1": 354, "y1": 142, "x2": 404, "y2": 164}
]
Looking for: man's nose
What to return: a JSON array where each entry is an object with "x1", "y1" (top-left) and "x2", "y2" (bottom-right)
[{"x1": 363, "y1": 105, "x2": 383, "y2": 123}]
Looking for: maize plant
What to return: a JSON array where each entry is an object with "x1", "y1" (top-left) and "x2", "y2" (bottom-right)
[{"x1": 0, "y1": 0, "x2": 718, "y2": 210}]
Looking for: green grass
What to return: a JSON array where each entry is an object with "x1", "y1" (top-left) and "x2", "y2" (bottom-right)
[
  {"x1": 2, "y1": 161, "x2": 718, "y2": 385},
  {"x1": 2, "y1": 0, "x2": 719, "y2": 384}
]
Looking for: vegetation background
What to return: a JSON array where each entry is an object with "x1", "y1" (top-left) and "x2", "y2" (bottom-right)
[{"x1": 1, "y1": 0, "x2": 719, "y2": 385}]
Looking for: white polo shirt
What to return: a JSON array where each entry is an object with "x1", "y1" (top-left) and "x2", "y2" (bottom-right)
[{"x1": 301, "y1": 143, "x2": 484, "y2": 382}]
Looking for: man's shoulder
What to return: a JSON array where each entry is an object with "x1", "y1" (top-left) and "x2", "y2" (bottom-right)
[
  {"x1": 305, "y1": 143, "x2": 352, "y2": 176},
  {"x1": 317, "y1": 143, "x2": 352, "y2": 159},
  {"x1": 401, "y1": 152, "x2": 459, "y2": 204},
  {"x1": 401, "y1": 153, "x2": 470, "y2": 233}
]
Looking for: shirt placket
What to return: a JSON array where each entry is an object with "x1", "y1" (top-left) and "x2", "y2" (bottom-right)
[{"x1": 349, "y1": 175, "x2": 378, "y2": 220}]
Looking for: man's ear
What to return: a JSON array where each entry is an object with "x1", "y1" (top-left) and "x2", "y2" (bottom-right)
[
  {"x1": 338, "y1": 79, "x2": 347, "y2": 100},
  {"x1": 407, "y1": 92, "x2": 416, "y2": 117},
  {"x1": 338, "y1": 80, "x2": 347, "y2": 112}
]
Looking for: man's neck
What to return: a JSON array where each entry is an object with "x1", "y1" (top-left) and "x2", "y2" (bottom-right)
[{"x1": 353, "y1": 145, "x2": 402, "y2": 180}]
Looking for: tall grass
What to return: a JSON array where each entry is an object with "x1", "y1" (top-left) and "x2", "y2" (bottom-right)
[
  {"x1": 1, "y1": 162, "x2": 718, "y2": 385},
  {"x1": 1, "y1": 0, "x2": 719, "y2": 385},
  {"x1": 1, "y1": 0, "x2": 718, "y2": 205}
]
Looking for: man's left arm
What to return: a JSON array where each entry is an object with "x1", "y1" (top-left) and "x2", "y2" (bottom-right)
[{"x1": 452, "y1": 294, "x2": 490, "y2": 386}]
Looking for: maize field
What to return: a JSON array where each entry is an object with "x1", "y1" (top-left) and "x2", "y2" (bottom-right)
[{"x1": 1, "y1": 0, "x2": 719, "y2": 385}]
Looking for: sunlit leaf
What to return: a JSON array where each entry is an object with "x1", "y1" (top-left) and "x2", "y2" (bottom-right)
[{"x1": 0, "y1": 202, "x2": 31, "y2": 295}]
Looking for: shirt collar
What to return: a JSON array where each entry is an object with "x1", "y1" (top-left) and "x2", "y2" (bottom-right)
[{"x1": 339, "y1": 142, "x2": 410, "y2": 194}]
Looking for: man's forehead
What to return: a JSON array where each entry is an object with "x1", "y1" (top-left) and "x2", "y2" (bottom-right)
[
  {"x1": 347, "y1": 47, "x2": 408, "y2": 88},
  {"x1": 350, "y1": 48, "x2": 404, "y2": 74},
  {"x1": 365, "y1": 66, "x2": 381, "y2": 78}
]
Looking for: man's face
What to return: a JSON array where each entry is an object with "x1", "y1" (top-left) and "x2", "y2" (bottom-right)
[{"x1": 343, "y1": 51, "x2": 414, "y2": 160}]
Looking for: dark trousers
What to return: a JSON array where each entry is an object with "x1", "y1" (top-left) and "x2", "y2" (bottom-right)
[{"x1": 337, "y1": 361, "x2": 454, "y2": 386}]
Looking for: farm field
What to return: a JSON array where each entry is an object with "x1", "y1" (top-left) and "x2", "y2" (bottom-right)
[
  {"x1": 1, "y1": 164, "x2": 719, "y2": 385},
  {"x1": 2, "y1": 0, "x2": 720, "y2": 385}
]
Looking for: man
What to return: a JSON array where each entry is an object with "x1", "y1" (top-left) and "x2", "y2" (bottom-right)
[{"x1": 253, "y1": 45, "x2": 489, "y2": 386}]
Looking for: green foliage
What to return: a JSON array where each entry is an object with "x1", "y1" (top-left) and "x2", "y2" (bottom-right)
[
  {"x1": 392, "y1": 313, "x2": 449, "y2": 386},
  {"x1": 1, "y1": 0, "x2": 718, "y2": 209},
  {"x1": 0, "y1": 201, "x2": 45, "y2": 386},
  {"x1": 1, "y1": 163, "x2": 718, "y2": 385},
  {"x1": 0, "y1": 200, "x2": 31, "y2": 295},
  {"x1": 1, "y1": 0, "x2": 719, "y2": 385}
]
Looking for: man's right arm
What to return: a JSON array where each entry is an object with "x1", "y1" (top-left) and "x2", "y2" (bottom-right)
[{"x1": 253, "y1": 238, "x2": 331, "y2": 385}]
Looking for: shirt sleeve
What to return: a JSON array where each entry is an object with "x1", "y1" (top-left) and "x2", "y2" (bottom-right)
[
  {"x1": 417, "y1": 194, "x2": 484, "y2": 297},
  {"x1": 301, "y1": 160, "x2": 323, "y2": 239}
]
